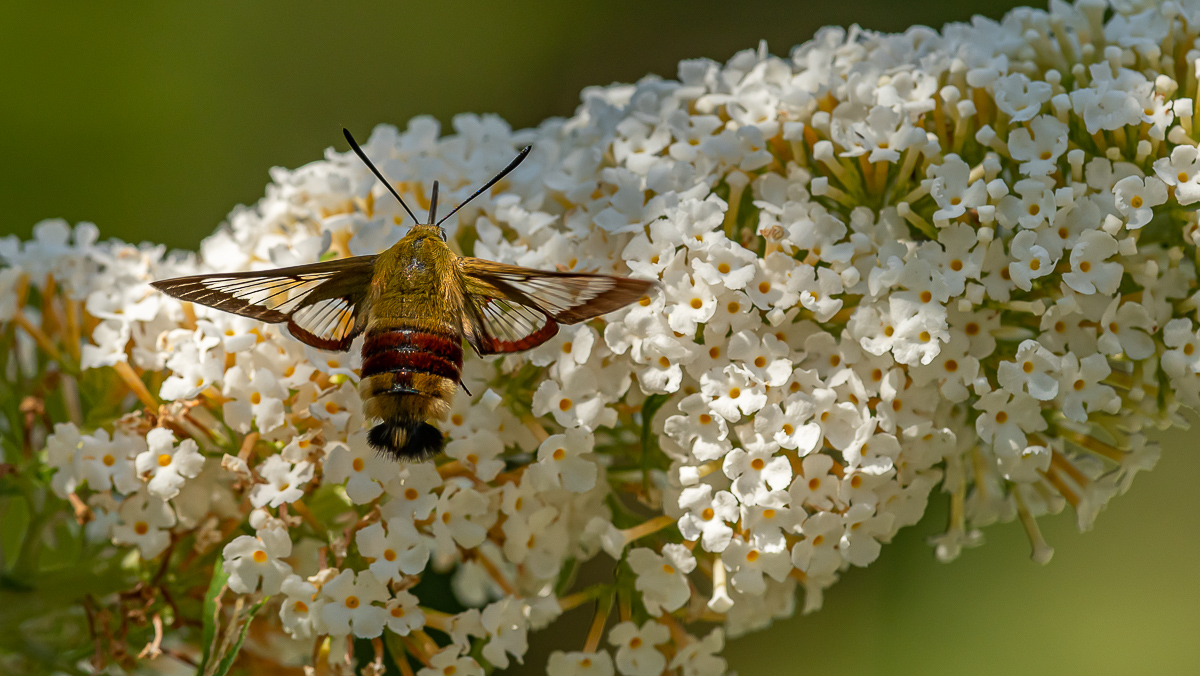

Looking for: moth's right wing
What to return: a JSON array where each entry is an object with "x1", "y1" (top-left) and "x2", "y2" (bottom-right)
[
  {"x1": 457, "y1": 257, "x2": 656, "y2": 355},
  {"x1": 150, "y1": 255, "x2": 377, "y2": 351}
]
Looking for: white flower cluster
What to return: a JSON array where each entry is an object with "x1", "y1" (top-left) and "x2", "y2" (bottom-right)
[{"x1": 6, "y1": 0, "x2": 1200, "y2": 672}]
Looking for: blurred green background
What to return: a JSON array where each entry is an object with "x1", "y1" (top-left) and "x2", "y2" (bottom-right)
[{"x1": 3, "y1": 1, "x2": 1198, "y2": 674}]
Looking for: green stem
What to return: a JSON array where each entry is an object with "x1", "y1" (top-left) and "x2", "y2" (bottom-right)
[{"x1": 11, "y1": 500, "x2": 52, "y2": 581}]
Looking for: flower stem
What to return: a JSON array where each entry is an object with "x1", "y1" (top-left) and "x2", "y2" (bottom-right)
[
  {"x1": 558, "y1": 584, "x2": 611, "y2": 612},
  {"x1": 63, "y1": 297, "x2": 81, "y2": 362},
  {"x1": 474, "y1": 548, "x2": 518, "y2": 597},
  {"x1": 722, "y1": 172, "x2": 751, "y2": 241},
  {"x1": 400, "y1": 635, "x2": 432, "y2": 667},
  {"x1": 620, "y1": 514, "x2": 676, "y2": 546},
  {"x1": 1013, "y1": 487, "x2": 1054, "y2": 564},
  {"x1": 113, "y1": 360, "x2": 157, "y2": 409},
  {"x1": 419, "y1": 607, "x2": 452, "y2": 632},
  {"x1": 582, "y1": 591, "x2": 614, "y2": 653},
  {"x1": 13, "y1": 311, "x2": 64, "y2": 365}
]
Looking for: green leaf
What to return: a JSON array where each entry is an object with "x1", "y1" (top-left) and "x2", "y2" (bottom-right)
[
  {"x1": 211, "y1": 597, "x2": 266, "y2": 676},
  {"x1": 197, "y1": 558, "x2": 228, "y2": 674},
  {"x1": 306, "y1": 482, "x2": 355, "y2": 524}
]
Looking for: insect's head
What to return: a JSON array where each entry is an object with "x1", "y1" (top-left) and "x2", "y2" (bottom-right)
[{"x1": 343, "y1": 127, "x2": 531, "y2": 243}]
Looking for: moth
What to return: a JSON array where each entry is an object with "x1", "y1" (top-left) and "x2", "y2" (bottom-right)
[{"x1": 152, "y1": 129, "x2": 656, "y2": 461}]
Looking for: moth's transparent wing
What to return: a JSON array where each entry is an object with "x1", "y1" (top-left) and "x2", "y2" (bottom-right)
[
  {"x1": 151, "y1": 255, "x2": 377, "y2": 351},
  {"x1": 457, "y1": 257, "x2": 655, "y2": 355}
]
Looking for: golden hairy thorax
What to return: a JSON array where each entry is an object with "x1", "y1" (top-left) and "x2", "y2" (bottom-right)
[{"x1": 368, "y1": 224, "x2": 464, "y2": 330}]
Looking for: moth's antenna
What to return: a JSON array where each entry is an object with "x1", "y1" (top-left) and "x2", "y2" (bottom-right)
[
  {"x1": 342, "y1": 128, "x2": 420, "y2": 225},
  {"x1": 429, "y1": 180, "x2": 439, "y2": 225},
  {"x1": 436, "y1": 145, "x2": 532, "y2": 227}
]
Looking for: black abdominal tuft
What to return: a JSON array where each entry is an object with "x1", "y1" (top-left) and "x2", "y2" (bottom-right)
[{"x1": 367, "y1": 420, "x2": 445, "y2": 462}]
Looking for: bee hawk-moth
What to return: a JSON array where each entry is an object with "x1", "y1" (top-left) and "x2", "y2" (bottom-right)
[{"x1": 152, "y1": 129, "x2": 656, "y2": 461}]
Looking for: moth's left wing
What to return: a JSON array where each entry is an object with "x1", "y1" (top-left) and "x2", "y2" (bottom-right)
[
  {"x1": 457, "y1": 257, "x2": 656, "y2": 355},
  {"x1": 150, "y1": 256, "x2": 377, "y2": 352}
]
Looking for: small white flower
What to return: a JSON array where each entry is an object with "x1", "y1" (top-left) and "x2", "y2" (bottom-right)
[
  {"x1": 248, "y1": 455, "x2": 313, "y2": 508},
  {"x1": 481, "y1": 597, "x2": 529, "y2": 669},
  {"x1": 417, "y1": 646, "x2": 483, "y2": 676},
  {"x1": 609, "y1": 620, "x2": 670, "y2": 676},
  {"x1": 633, "y1": 332, "x2": 694, "y2": 394},
  {"x1": 997, "y1": 339, "x2": 1060, "y2": 401},
  {"x1": 928, "y1": 154, "x2": 987, "y2": 222},
  {"x1": 628, "y1": 544, "x2": 697, "y2": 615},
  {"x1": 1007, "y1": 116, "x2": 1068, "y2": 176},
  {"x1": 663, "y1": 268, "x2": 717, "y2": 335},
  {"x1": 669, "y1": 628, "x2": 727, "y2": 676},
  {"x1": 974, "y1": 391, "x2": 1048, "y2": 457},
  {"x1": 158, "y1": 328, "x2": 223, "y2": 401},
  {"x1": 1062, "y1": 230, "x2": 1122, "y2": 295},
  {"x1": 691, "y1": 236, "x2": 758, "y2": 290},
  {"x1": 723, "y1": 444, "x2": 791, "y2": 506},
  {"x1": 355, "y1": 519, "x2": 431, "y2": 582},
  {"x1": 309, "y1": 380, "x2": 362, "y2": 434},
  {"x1": 839, "y1": 504, "x2": 894, "y2": 567},
  {"x1": 992, "y1": 73, "x2": 1052, "y2": 122},
  {"x1": 664, "y1": 393, "x2": 732, "y2": 461},
  {"x1": 223, "y1": 525, "x2": 293, "y2": 595},
  {"x1": 996, "y1": 444, "x2": 1051, "y2": 484},
  {"x1": 1098, "y1": 299, "x2": 1155, "y2": 360},
  {"x1": 754, "y1": 401, "x2": 820, "y2": 455},
  {"x1": 997, "y1": 178, "x2": 1055, "y2": 230},
  {"x1": 77, "y1": 428, "x2": 143, "y2": 495},
  {"x1": 319, "y1": 569, "x2": 390, "y2": 638},
  {"x1": 111, "y1": 491, "x2": 176, "y2": 558},
  {"x1": 80, "y1": 319, "x2": 131, "y2": 369},
  {"x1": 704, "y1": 290, "x2": 758, "y2": 336},
  {"x1": 1152, "y1": 145, "x2": 1200, "y2": 205},
  {"x1": 721, "y1": 536, "x2": 792, "y2": 595},
  {"x1": 745, "y1": 253, "x2": 797, "y2": 311},
  {"x1": 445, "y1": 434, "x2": 506, "y2": 481},
  {"x1": 532, "y1": 364, "x2": 607, "y2": 429},
  {"x1": 1069, "y1": 63, "x2": 1149, "y2": 133},
  {"x1": 791, "y1": 511, "x2": 844, "y2": 577},
  {"x1": 415, "y1": 648, "x2": 480, "y2": 676},
  {"x1": 548, "y1": 651, "x2": 615, "y2": 676},
  {"x1": 789, "y1": 454, "x2": 841, "y2": 511},
  {"x1": 1112, "y1": 174, "x2": 1167, "y2": 229},
  {"x1": 677, "y1": 484, "x2": 738, "y2": 552},
  {"x1": 135, "y1": 428, "x2": 205, "y2": 500},
  {"x1": 323, "y1": 431, "x2": 392, "y2": 504},
  {"x1": 701, "y1": 364, "x2": 767, "y2": 422},
  {"x1": 1162, "y1": 319, "x2": 1200, "y2": 378},
  {"x1": 222, "y1": 366, "x2": 287, "y2": 434},
  {"x1": 501, "y1": 506, "x2": 568, "y2": 580},
  {"x1": 45, "y1": 422, "x2": 85, "y2": 498},
  {"x1": 531, "y1": 323, "x2": 597, "y2": 368},
  {"x1": 1006, "y1": 230, "x2": 1054, "y2": 292},
  {"x1": 740, "y1": 490, "x2": 801, "y2": 552},
  {"x1": 728, "y1": 330, "x2": 792, "y2": 386},
  {"x1": 384, "y1": 590, "x2": 424, "y2": 636},
  {"x1": 382, "y1": 462, "x2": 442, "y2": 521},
  {"x1": 535, "y1": 429, "x2": 598, "y2": 492},
  {"x1": 432, "y1": 482, "x2": 493, "y2": 551},
  {"x1": 279, "y1": 574, "x2": 325, "y2": 640}
]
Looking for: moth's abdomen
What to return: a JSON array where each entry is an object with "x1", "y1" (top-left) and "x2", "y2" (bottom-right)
[{"x1": 359, "y1": 325, "x2": 461, "y2": 461}]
